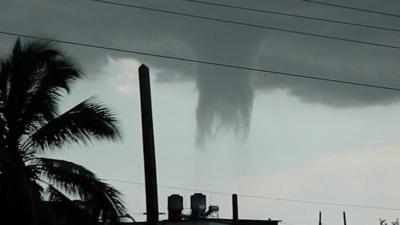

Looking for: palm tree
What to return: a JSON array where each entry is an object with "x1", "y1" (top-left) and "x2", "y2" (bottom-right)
[{"x1": 0, "y1": 38, "x2": 126, "y2": 225}]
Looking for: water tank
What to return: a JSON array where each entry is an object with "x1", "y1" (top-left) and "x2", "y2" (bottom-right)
[
  {"x1": 168, "y1": 194, "x2": 183, "y2": 221},
  {"x1": 190, "y1": 193, "x2": 206, "y2": 219}
]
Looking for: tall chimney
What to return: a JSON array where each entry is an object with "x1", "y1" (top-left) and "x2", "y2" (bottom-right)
[
  {"x1": 232, "y1": 194, "x2": 239, "y2": 223},
  {"x1": 139, "y1": 64, "x2": 159, "y2": 225}
]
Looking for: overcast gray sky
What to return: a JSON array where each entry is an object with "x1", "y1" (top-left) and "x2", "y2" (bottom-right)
[{"x1": 2, "y1": 0, "x2": 400, "y2": 224}]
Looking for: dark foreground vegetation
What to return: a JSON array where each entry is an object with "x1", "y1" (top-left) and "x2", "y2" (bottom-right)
[{"x1": 0, "y1": 38, "x2": 126, "y2": 225}]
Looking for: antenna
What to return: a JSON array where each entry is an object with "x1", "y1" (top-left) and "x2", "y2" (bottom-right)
[{"x1": 319, "y1": 211, "x2": 322, "y2": 225}]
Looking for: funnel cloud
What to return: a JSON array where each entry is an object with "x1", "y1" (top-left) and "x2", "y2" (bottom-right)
[{"x1": 1, "y1": 0, "x2": 400, "y2": 145}]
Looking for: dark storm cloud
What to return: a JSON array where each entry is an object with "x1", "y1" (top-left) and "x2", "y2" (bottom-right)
[
  {"x1": 253, "y1": 32, "x2": 400, "y2": 107},
  {"x1": 1, "y1": 0, "x2": 400, "y2": 144}
]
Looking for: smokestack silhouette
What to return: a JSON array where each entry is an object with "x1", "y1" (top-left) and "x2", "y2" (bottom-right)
[{"x1": 139, "y1": 64, "x2": 159, "y2": 225}]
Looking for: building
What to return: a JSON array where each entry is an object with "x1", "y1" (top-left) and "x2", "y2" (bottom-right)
[{"x1": 130, "y1": 193, "x2": 280, "y2": 225}]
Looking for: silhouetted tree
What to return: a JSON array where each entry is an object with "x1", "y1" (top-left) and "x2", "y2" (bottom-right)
[{"x1": 0, "y1": 39, "x2": 126, "y2": 225}]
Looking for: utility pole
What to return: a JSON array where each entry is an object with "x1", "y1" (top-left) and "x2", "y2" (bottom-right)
[
  {"x1": 343, "y1": 212, "x2": 347, "y2": 225},
  {"x1": 139, "y1": 64, "x2": 159, "y2": 225},
  {"x1": 319, "y1": 211, "x2": 322, "y2": 225}
]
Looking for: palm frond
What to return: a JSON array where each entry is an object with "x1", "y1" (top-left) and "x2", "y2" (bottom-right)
[
  {"x1": 45, "y1": 184, "x2": 102, "y2": 225},
  {"x1": 0, "y1": 38, "x2": 82, "y2": 144},
  {"x1": 0, "y1": 51, "x2": 12, "y2": 142},
  {"x1": 36, "y1": 157, "x2": 126, "y2": 220},
  {"x1": 29, "y1": 97, "x2": 121, "y2": 151},
  {"x1": 4, "y1": 39, "x2": 59, "y2": 137},
  {"x1": 32, "y1": 181, "x2": 45, "y2": 201},
  {"x1": 0, "y1": 38, "x2": 126, "y2": 225},
  {"x1": 20, "y1": 46, "x2": 81, "y2": 130},
  {"x1": 46, "y1": 184, "x2": 72, "y2": 203}
]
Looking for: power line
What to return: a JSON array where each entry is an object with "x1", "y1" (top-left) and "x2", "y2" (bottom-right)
[
  {"x1": 237, "y1": 194, "x2": 400, "y2": 212},
  {"x1": 91, "y1": 0, "x2": 400, "y2": 51},
  {"x1": 282, "y1": 218, "x2": 341, "y2": 224},
  {"x1": 281, "y1": 219, "x2": 319, "y2": 224},
  {"x1": 106, "y1": 178, "x2": 400, "y2": 211},
  {"x1": 107, "y1": 178, "x2": 229, "y2": 195},
  {"x1": 1, "y1": 30, "x2": 400, "y2": 92},
  {"x1": 347, "y1": 217, "x2": 379, "y2": 221},
  {"x1": 183, "y1": 0, "x2": 400, "y2": 33},
  {"x1": 297, "y1": 0, "x2": 400, "y2": 18},
  {"x1": 281, "y1": 219, "x2": 319, "y2": 225}
]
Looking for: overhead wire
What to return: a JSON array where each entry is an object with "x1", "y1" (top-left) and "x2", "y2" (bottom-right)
[
  {"x1": 91, "y1": 0, "x2": 400, "y2": 51},
  {"x1": 282, "y1": 217, "x2": 380, "y2": 225},
  {"x1": 281, "y1": 217, "x2": 341, "y2": 224},
  {"x1": 1, "y1": 30, "x2": 400, "y2": 92},
  {"x1": 297, "y1": 0, "x2": 400, "y2": 18},
  {"x1": 347, "y1": 217, "x2": 380, "y2": 221},
  {"x1": 183, "y1": 0, "x2": 400, "y2": 33},
  {"x1": 106, "y1": 178, "x2": 229, "y2": 195},
  {"x1": 106, "y1": 178, "x2": 400, "y2": 211}
]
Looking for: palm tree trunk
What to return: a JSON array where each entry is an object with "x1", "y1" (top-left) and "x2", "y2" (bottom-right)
[{"x1": 0, "y1": 150, "x2": 38, "y2": 225}]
